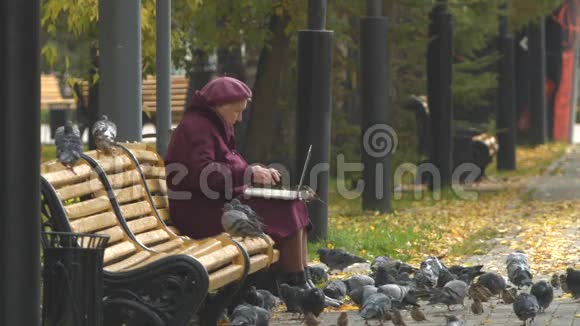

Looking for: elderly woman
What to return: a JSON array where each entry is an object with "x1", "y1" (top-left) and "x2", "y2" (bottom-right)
[{"x1": 165, "y1": 76, "x2": 313, "y2": 289}]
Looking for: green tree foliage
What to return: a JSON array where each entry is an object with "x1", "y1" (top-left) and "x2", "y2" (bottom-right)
[{"x1": 40, "y1": 0, "x2": 566, "y2": 167}]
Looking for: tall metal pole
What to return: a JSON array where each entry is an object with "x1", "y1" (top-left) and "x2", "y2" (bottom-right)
[
  {"x1": 156, "y1": 0, "x2": 172, "y2": 156},
  {"x1": 297, "y1": 0, "x2": 333, "y2": 241},
  {"x1": 497, "y1": 3, "x2": 517, "y2": 170},
  {"x1": 99, "y1": 0, "x2": 143, "y2": 142},
  {"x1": 528, "y1": 17, "x2": 548, "y2": 145},
  {"x1": 0, "y1": 0, "x2": 41, "y2": 324},
  {"x1": 427, "y1": 0, "x2": 454, "y2": 187},
  {"x1": 361, "y1": 0, "x2": 391, "y2": 212}
]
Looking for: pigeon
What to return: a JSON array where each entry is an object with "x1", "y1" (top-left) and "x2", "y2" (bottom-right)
[
  {"x1": 243, "y1": 286, "x2": 279, "y2": 311},
  {"x1": 501, "y1": 287, "x2": 517, "y2": 304},
  {"x1": 348, "y1": 285, "x2": 377, "y2": 306},
  {"x1": 323, "y1": 280, "x2": 347, "y2": 301},
  {"x1": 370, "y1": 256, "x2": 392, "y2": 270},
  {"x1": 550, "y1": 273, "x2": 561, "y2": 289},
  {"x1": 317, "y1": 248, "x2": 366, "y2": 271},
  {"x1": 221, "y1": 208, "x2": 264, "y2": 239},
  {"x1": 415, "y1": 266, "x2": 438, "y2": 289},
  {"x1": 359, "y1": 293, "x2": 392, "y2": 322},
  {"x1": 337, "y1": 311, "x2": 349, "y2": 326},
  {"x1": 420, "y1": 256, "x2": 445, "y2": 277},
  {"x1": 506, "y1": 251, "x2": 533, "y2": 287},
  {"x1": 561, "y1": 274, "x2": 570, "y2": 293},
  {"x1": 530, "y1": 281, "x2": 553, "y2": 312},
  {"x1": 437, "y1": 268, "x2": 458, "y2": 288},
  {"x1": 377, "y1": 284, "x2": 408, "y2": 304},
  {"x1": 410, "y1": 306, "x2": 428, "y2": 322},
  {"x1": 303, "y1": 312, "x2": 321, "y2": 326},
  {"x1": 306, "y1": 266, "x2": 329, "y2": 285},
  {"x1": 396, "y1": 272, "x2": 414, "y2": 286},
  {"x1": 513, "y1": 293, "x2": 539, "y2": 325},
  {"x1": 299, "y1": 288, "x2": 326, "y2": 318},
  {"x1": 371, "y1": 264, "x2": 398, "y2": 286},
  {"x1": 445, "y1": 315, "x2": 465, "y2": 326},
  {"x1": 471, "y1": 298, "x2": 484, "y2": 315},
  {"x1": 229, "y1": 303, "x2": 270, "y2": 326},
  {"x1": 54, "y1": 121, "x2": 82, "y2": 171},
  {"x1": 429, "y1": 280, "x2": 468, "y2": 310},
  {"x1": 391, "y1": 309, "x2": 407, "y2": 326},
  {"x1": 566, "y1": 267, "x2": 580, "y2": 298},
  {"x1": 278, "y1": 283, "x2": 303, "y2": 313},
  {"x1": 477, "y1": 272, "x2": 507, "y2": 296},
  {"x1": 468, "y1": 283, "x2": 493, "y2": 302},
  {"x1": 229, "y1": 199, "x2": 259, "y2": 220},
  {"x1": 92, "y1": 115, "x2": 117, "y2": 153},
  {"x1": 344, "y1": 274, "x2": 375, "y2": 293},
  {"x1": 449, "y1": 265, "x2": 484, "y2": 285}
]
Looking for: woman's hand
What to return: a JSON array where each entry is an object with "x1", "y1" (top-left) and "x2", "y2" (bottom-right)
[{"x1": 251, "y1": 165, "x2": 281, "y2": 185}]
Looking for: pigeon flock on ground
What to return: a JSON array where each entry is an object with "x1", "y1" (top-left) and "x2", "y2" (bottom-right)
[{"x1": 225, "y1": 240, "x2": 580, "y2": 325}]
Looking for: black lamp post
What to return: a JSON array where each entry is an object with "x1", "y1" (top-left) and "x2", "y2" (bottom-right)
[
  {"x1": 296, "y1": 0, "x2": 333, "y2": 241},
  {"x1": 528, "y1": 17, "x2": 548, "y2": 145},
  {"x1": 0, "y1": 0, "x2": 41, "y2": 324},
  {"x1": 427, "y1": 0, "x2": 454, "y2": 188},
  {"x1": 360, "y1": 0, "x2": 392, "y2": 212},
  {"x1": 156, "y1": 0, "x2": 172, "y2": 156},
  {"x1": 98, "y1": 0, "x2": 143, "y2": 142}
]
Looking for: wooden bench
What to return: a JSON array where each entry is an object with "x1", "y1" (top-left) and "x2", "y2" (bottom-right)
[
  {"x1": 404, "y1": 95, "x2": 499, "y2": 182},
  {"x1": 41, "y1": 74, "x2": 75, "y2": 110},
  {"x1": 80, "y1": 76, "x2": 188, "y2": 125},
  {"x1": 40, "y1": 144, "x2": 279, "y2": 325}
]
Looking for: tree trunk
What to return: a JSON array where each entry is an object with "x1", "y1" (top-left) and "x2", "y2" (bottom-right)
[{"x1": 243, "y1": 11, "x2": 292, "y2": 163}]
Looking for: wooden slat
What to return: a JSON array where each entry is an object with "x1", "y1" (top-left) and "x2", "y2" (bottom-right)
[
  {"x1": 208, "y1": 265, "x2": 244, "y2": 292},
  {"x1": 135, "y1": 229, "x2": 170, "y2": 246},
  {"x1": 237, "y1": 237, "x2": 271, "y2": 255},
  {"x1": 248, "y1": 254, "x2": 270, "y2": 274},
  {"x1": 105, "y1": 251, "x2": 153, "y2": 272},
  {"x1": 70, "y1": 211, "x2": 118, "y2": 233},
  {"x1": 97, "y1": 226, "x2": 126, "y2": 244},
  {"x1": 109, "y1": 170, "x2": 142, "y2": 189},
  {"x1": 150, "y1": 237, "x2": 185, "y2": 252},
  {"x1": 84, "y1": 152, "x2": 133, "y2": 173},
  {"x1": 42, "y1": 164, "x2": 93, "y2": 188},
  {"x1": 157, "y1": 208, "x2": 170, "y2": 221},
  {"x1": 141, "y1": 166, "x2": 165, "y2": 179},
  {"x1": 196, "y1": 244, "x2": 239, "y2": 272},
  {"x1": 114, "y1": 184, "x2": 146, "y2": 204},
  {"x1": 65, "y1": 196, "x2": 110, "y2": 220},
  {"x1": 120, "y1": 201, "x2": 152, "y2": 220},
  {"x1": 151, "y1": 196, "x2": 168, "y2": 208},
  {"x1": 126, "y1": 216, "x2": 159, "y2": 234},
  {"x1": 130, "y1": 150, "x2": 161, "y2": 164},
  {"x1": 179, "y1": 239, "x2": 221, "y2": 257},
  {"x1": 125, "y1": 252, "x2": 171, "y2": 270},
  {"x1": 147, "y1": 179, "x2": 167, "y2": 194},
  {"x1": 104, "y1": 241, "x2": 137, "y2": 264},
  {"x1": 57, "y1": 178, "x2": 104, "y2": 200}
]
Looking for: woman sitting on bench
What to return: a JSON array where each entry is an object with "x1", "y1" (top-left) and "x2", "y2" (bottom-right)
[{"x1": 165, "y1": 76, "x2": 313, "y2": 290}]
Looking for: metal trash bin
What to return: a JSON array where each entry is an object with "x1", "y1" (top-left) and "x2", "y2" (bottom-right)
[{"x1": 41, "y1": 231, "x2": 109, "y2": 326}]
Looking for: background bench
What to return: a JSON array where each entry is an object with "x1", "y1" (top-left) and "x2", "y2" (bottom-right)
[{"x1": 405, "y1": 95, "x2": 499, "y2": 183}]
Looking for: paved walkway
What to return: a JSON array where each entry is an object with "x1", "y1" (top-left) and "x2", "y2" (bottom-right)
[{"x1": 271, "y1": 145, "x2": 580, "y2": 325}]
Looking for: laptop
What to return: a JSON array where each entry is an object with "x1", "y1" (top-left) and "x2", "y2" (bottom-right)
[{"x1": 243, "y1": 145, "x2": 314, "y2": 200}]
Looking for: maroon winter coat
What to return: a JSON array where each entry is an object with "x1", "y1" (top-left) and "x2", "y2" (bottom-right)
[{"x1": 164, "y1": 84, "x2": 309, "y2": 241}]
